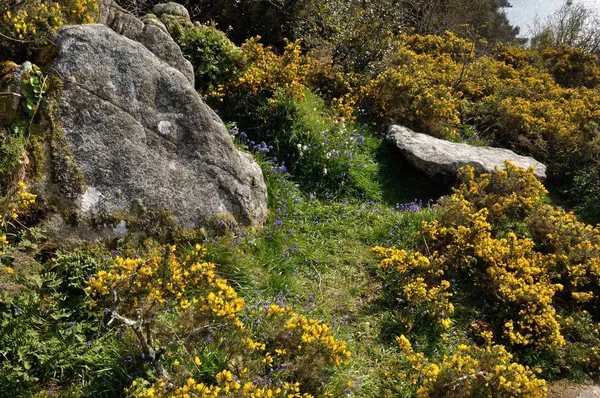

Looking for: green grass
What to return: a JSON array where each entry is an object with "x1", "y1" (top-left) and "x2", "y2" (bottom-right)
[{"x1": 194, "y1": 163, "x2": 440, "y2": 396}]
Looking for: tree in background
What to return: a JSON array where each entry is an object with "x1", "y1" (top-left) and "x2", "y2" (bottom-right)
[
  {"x1": 530, "y1": 3, "x2": 600, "y2": 54},
  {"x1": 113, "y1": 0, "x2": 520, "y2": 68}
]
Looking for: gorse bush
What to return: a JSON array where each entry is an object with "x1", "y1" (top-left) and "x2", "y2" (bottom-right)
[
  {"x1": 0, "y1": 0, "x2": 99, "y2": 61},
  {"x1": 199, "y1": 34, "x2": 356, "y2": 124},
  {"x1": 391, "y1": 334, "x2": 547, "y2": 397},
  {"x1": 86, "y1": 245, "x2": 350, "y2": 397},
  {"x1": 354, "y1": 31, "x2": 600, "y2": 220},
  {"x1": 538, "y1": 45, "x2": 600, "y2": 89},
  {"x1": 372, "y1": 163, "x2": 600, "y2": 392},
  {"x1": 360, "y1": 31, "x2": 470, "y2": 140}
]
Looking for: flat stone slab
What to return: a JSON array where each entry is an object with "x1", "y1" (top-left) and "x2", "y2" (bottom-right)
[{"x1": 387, "y1": 125, "x2": 546, "y2": 180}]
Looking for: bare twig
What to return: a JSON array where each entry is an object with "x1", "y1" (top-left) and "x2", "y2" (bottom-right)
[
  {"x1": 421, "y1": 232, "x2": 431, "y2": 257},
  {"x1": 311, "y1": 263, "x2": 323, "y2": 300},
  {"x1": 108, "y1": 289, "x2": 171, "y2": 381},
  {"x1": 0, "y1": 30, "x2": 35, "y2": 43},
  {"x1": 0, "y1": 92, "x2": 22, "y2": 98},
  {"x1": 443, "y1": 371, "x2": 488, "y2": 390},
  {"x1": 157, "y1": 323, "x2": 225, "y2": 357}
]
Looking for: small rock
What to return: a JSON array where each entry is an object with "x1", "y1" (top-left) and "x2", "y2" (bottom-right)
[{"x1": 152, "y1": 2, "x2": 190, "y2": 19}]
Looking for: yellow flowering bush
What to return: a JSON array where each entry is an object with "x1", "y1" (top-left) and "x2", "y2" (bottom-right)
[
  {"x1": 244, "y1": 304, "x2": 351, "y2": 386},
  {"x1": 390, "y1": 334, "x2": 547, "y2": 397},
  {"x1": 527, "y1": 205, "x2": 600, "y2": 311},
  {"x1": 371, "y1": 246, "x2": 454, "y2": 331},
  {"x1": 0, "y1": 180, "x2": 36, "y2": 280},
  {"x1": 206, "y1": 36, "x2": 355, "y2": 123},
  {"x1": 539, "y1": 45, "x2": 600, "y2": 89},
  {"x1": 208, "y1": 38, "x2": 310, "y2": 106},
  {"x1": 87, "y1": 245, "x2": 349, "y2": 396},
  {"x1": 128, "y1": 375, "x2": 314, "y2": 398},
  {"x1": 361, "y1": 32, "x2": 469, "y2": 139},
  {"x1": 0, "y1": 0, "x2": 98, "y2": 63},
  {"x1": 354, "y1": 31, "x2": 600, "y2": 220},
  {"x1": 1, "y1": 0, "x2": 98, "y2": 56},
  {"x1": 360, "y1": 30, "x2": 600, "y2": 149},
  {"x1": 86, "y1": 245, "x2": 244, "y2": 325},
  {"x1": 374, "y1": 162, "x2": 600, "y2": 384},
  {"x1": 2, "y1": 181, "x2": 37, "y2": 224},
  {"x1": 127, "y1": 301, "x2": 351, "y2": 397},
  {"x1": 86, "y1": 244, "x2": 245, "y2": 382}
]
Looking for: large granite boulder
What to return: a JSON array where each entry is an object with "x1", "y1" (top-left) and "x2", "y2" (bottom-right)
[
  {"x1": 387, "y1": 125, "x2": 546, "y2": 180},
  {"x1": 40, "y1": 24, "x2": 267, "y2": 245}
]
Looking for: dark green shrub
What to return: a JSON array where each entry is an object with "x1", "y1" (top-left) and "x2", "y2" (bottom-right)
[
  {"x1": 0, "y1": 249, "x2": 131, "y2": 396},
  {"x1": 173, "y1": 24, "x2": 241, "y2": 94},
  {"x1": 568, "y1": 164, "x2": 600, "y2": 225}
]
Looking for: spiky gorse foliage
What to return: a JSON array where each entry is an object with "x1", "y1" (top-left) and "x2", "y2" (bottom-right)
[
  {"x1": 130, "y1": 375, "x2": 315, "y2": 398},
  {"x1": 86, "y1": 245, "x2": 350, "y2": 397},
  {"x1": 394, "y1": 334, "x2": 547, "y2": 398},
  {"x1": 206, "y1": 37, "x2": 356, "y2": 122},
  {"x1": 360, "y1": 31, "x2": 600, "y2": 145},
  {"x1": 373, "y1": 162, "x2": 600, "y2": 394},
  {"x1": 361, "y1": 31, "x2": 473, "y2": 140},
  {"x1": 86, "y1": 245, "x2": 245, "y2": 327}
]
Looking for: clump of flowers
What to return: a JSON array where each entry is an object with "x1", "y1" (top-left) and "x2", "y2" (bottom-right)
[
  {"x1": 2, "y1": 0, "x2": 98, "y2": 41},
  {"x1": 371, "y1": 246, "x2": 454, "y2": 331},
  {"x1": 2, "y1": 181, "x2": 37, "y2": 223},
  {"x1": 129, "y1": 376, "x2": 315, "y2": 397},
  {"x1": 206, "y1": 36, "x2": 356, "y2": 123},
  {"x1": 208, "y1": 38, "x2": 310, "y2": 107},
  {"x1": 391, "y1": 334, "x2": 547, "y2": 397},
  {"x1": 86, "y1": 244, "x2": 245, "y2": 380}
]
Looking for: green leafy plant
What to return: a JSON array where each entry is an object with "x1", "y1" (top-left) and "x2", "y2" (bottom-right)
[
  {"x1": 174, "y1": 24, "x2": 241, "y2": 94},
  {"x1": 21, "y1": 64, "x2": 47, "y2": 118},
  {"x1": 0, "y1": 249, "x2": 130, "y2": 396}
]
